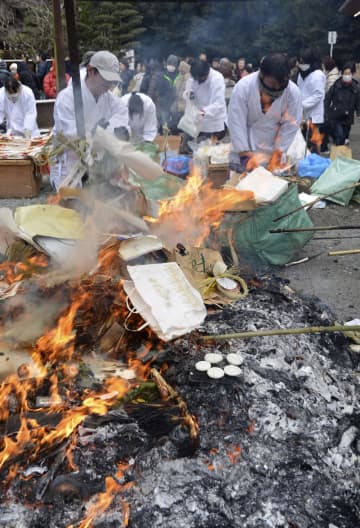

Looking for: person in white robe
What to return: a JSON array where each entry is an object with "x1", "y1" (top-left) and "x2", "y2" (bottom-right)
[
  {"x1": 0, "y1": 77, "x2": 39, "y2": 138},
  {"x1": 50, "y1": 50, "x2": 130, "y2": 190},
  {"x1": 228, "y1": 53, "x2": 302, "y2": 172},
  {"x1": 121, "y1": 92, "x2": 157, "y2": 142},
  {"x1": 296, "y1": 48, "x2": 326, "y2": 152},
  {"x1": 184, "y1": 59, "x2": 227, "y2": 140}
]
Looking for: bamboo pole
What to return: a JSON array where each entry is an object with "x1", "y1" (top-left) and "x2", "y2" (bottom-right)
[
  {"x1": 63, "y1": 0, "x2": 85, "y2": 138},
  {"x1": 328, "y1": 249, "x2": 360, "y2": 256},
  {"x1": 314, "y1": 236, "x2": 360, "y2": 240},
  {"x1": 201, "y1": 324, "x2": 360, "y2": 341},
  {"x1": 270, "y1": 225, "x2": 360, "y2": 233},
  {"x1": 273, "y1": 182, "x2": 360, "y2": 223}
]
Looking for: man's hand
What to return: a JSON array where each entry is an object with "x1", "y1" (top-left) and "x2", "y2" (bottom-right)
[
  {"x1": 97, "y1": 118, "x2": 110, "y2": 130},
  {"x1": 229, "y1": 152, "x2": 253, "y2": 174}
]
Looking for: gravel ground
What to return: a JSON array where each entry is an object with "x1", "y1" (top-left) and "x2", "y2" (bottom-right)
[
  {"x1": 0, "y1": 121, "x2": 359, "y2": 322},
  {"x1": 277, "y1": 119, "x2": 360, "y2": 322}
]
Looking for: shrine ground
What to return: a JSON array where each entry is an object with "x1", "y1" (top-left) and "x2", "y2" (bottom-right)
[
  {"x1": 277, "y1": 120, "x2": 360, "y2": 323},
  {"x1": 1, "y1": 120, "x2": 359, "y2": 323}
]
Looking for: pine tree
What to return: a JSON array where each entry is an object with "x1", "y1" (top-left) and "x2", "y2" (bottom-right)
[{"x1": 77, "y1": 1, "x2": 145, "y2": 56}]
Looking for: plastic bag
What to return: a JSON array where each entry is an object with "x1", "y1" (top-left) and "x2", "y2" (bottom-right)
[
  {"x1": 177, "y1": 100, "x2": 200, "y2": 138},
  {"x1": 286, "y1": 128, "x2": 309, "y2": 164},
  {"x1": 298, "y1": 153, "x2": 331, "y2": 179},
  {"x1": 163, "y1": 155, "x2": 190, "y2": 177},
  {"x1": 310, "y1": 156, "x2": 360, "y2": 206},
  {"x1": 232, "y1": 184, "x2": 314, "y2": 266}
]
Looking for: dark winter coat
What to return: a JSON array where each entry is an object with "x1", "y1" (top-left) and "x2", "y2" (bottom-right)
[
  {"x1": 0, "y1": 62, "x2": 10, "y2": 88},
  {"x1": 148, "y1": 69, "x2": 176, "y2": 112},
  {"x1": 325, "y1": 78, "x2": 360, "y2": 125},
  {"x1": 18, "y1": 62, "x2": 40, "y2": 99},
  {"x1": 120, "y1": 69, "x2": 133, "y2": 94}
]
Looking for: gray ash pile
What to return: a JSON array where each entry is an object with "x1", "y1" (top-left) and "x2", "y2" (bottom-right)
[{"x1": 0, "y1": 279, "x2": 359, "y2": 528}]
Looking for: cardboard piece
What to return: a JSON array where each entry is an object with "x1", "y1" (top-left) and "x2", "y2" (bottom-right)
[
  {"x1": 236, "y1": 166, "x2": 288, "y2": 204},
  {"x1": 0, "y1": 159, "x2": 41, "y2": 198},
  {"x1": 330, "y1": 145, "x2": 352, "y2": 160},
  {"x1": 175, "y1": 247, "x2": 247, "y2": 305}
]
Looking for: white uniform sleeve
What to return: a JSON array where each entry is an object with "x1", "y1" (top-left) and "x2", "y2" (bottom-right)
[
  {"x1": 53, "y1": 89, "x2": 78, "y2": 137},
  {"x1": 228, "y1": 82, "x2": 251, "y2": 153},
  {"x1": 0, "y1": 89, "x2": 5, "y2": 124},
  {"x1": 202, "y1": 75, "x2": 226, "y2": 119},
  {"x1": 301, "y1": 71, "x2": 325, "y2": 112},
  {"x1": 183, "y1": 77, "x2": 194, "y2": 100},
  {"x1": 276, "y1": 83, "x2": 303, "y2": 153},
  {"x1": 23, "y1": 89, "x2": 38, "y2": 133},
  {"x1": 142, "y1": 100, "x2": 157, "y2": 141},
  {"x1": 107, "y1": 95, "x2": 130, "y2": 134}
]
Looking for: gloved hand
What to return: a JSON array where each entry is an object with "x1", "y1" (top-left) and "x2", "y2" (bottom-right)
[
  {"x1": 97, "y1": 118, "x2": 110, "y2": 130},
  {"x1": 229, "y1": 153, "x2": 252, "y2": 174},
  {"x1": 195, "y1": 109, "x2": 205, "y2": 125},
  {"x1": 113, "y1": 126, "x2": 130, "y2": 141},
  {"x1": 24, "y1": 129, "x2": 31, "y2": 139},
  {"x1": 91, "y1": 118, "x2": 110, "y2": 136}
]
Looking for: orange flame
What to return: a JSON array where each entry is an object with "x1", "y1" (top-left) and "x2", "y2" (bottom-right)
[
  {"x1": 0, "y1": 253, "x2": 49, "y2": 285},
  {"x1": 148, "y1": 166, "x2": 254, "y2": 247},
  {"x1": 309, "y1": 122, "x2": 323, "y2": 150},
  {"x1": 69, "y1": 462, "x2": 132, "y2": 528},
  {"x1": 47, "y1": 193, "x2": 61, "y2": 205},
  {"x1": 35, "y1": 295, "x2": 86, "y2": 364}
]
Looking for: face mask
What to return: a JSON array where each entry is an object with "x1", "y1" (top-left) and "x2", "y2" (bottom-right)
[
  {"x1": 7, "y1": 93, "x2": 19, "y2": 103},
  {"x1": 167, "y1": 65, "x2": 176, "y2": 73},
  {"x1": 259, "y1": 77, "x2": 286, "y2": 99},
  {"x1": 298, "y1": 64, "x2": 310, "y2": 72},
  {"x1": 342, "y1": 74, "x2": 352, "y2": 83}
]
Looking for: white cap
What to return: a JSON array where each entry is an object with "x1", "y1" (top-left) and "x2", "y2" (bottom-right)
[
  {"x1": 10, "y1": 63, "x2": 18, "y2": 71},
  {"x1": 89, "y1": 50, "x2": 120, "y2": 81}
]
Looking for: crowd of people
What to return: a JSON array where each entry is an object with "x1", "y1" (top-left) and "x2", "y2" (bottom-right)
[{"x1": 0, "y1": 47, "x2": 359, "y2": 189}]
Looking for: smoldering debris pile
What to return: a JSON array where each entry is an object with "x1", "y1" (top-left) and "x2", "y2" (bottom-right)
[{"x1": 0, "y1": 278, "x2": 359, "y2": 528}]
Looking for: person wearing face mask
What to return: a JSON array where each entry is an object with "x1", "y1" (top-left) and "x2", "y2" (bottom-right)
[
  {"x1": 50, "y1": 50, "x2": 130, "y2": 190},
  {"x1": 296, "y1": 49, "x2": 326, "y2": 152},
  {"x1": 183, "y1": 59, "x2": 227, "y2": 142},
  {"x1": 0, "y1": 76, "x2": 39, "y2": 138},
  {"x1": 147, "y1": 54, "x2": 178, "y2": 134},
  {"x1": 325, "y1": 63, "x2": 360, "y2": 146},
  {"x1": 119, "y1": 59, "x2": 133, "y2": 94},
  {"x1": 228, "y1": 52, "x2": 302, "y2": 173}
]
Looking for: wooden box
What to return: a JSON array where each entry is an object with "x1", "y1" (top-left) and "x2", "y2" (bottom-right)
[
  {"x1": 206, "y1": 159, "x2": 229, "y2": 188},
  {"x1": 154, "y1": 135, "x2": 182, "y2": 153},
  {"x1": 0, "y1": 159, "x2": 41, "y2": 198},
  {"x1": 36, "y1": 99, "x2": 55, "y2": 130}
]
